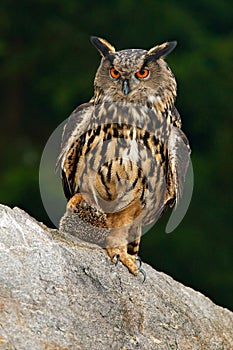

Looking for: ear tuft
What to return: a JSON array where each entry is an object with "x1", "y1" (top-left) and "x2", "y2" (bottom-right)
[
  {"x1": 147, "y1": 41, "x2": 177, "y2": 60},
  {"x1": 90, "y1": 36, "x2": 116, "y2": 57}
]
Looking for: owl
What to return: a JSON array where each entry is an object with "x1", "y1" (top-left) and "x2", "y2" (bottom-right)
[{"x1": 58, "y1": 36, "x2": 191, "y2": 279}]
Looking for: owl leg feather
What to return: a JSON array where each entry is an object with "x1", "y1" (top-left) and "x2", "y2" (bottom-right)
[
  {"x1": 127, "y1": 225, "x2": 142, "y2": 256},
  {"x1": 105, "y1": 200, "x2": 145, "y2": 277},
  {"x1": 127, "y1": 225, "x2": 146, "y2": 281}
]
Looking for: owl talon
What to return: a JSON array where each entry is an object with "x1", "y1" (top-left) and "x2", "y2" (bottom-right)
[
  {"x1": 113, "y1": 254, "x2": 120, "y2": 265},
  {"x1": 136, "y1": 256, "x2": 142, "y2": 268},
  {"x1": 135, "y1": 256, "x2": 146, "y2": 282},
  {"x1": 139, "y1": 266, "x2": 146, "y2": 283}
]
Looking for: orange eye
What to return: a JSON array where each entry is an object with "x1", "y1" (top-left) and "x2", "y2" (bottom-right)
[
  {"x1": 135, "y1": 68, "x2": 150, "y2": 79},
  {"x1": 110, "y1": 67, "x2": 121, "y2": 79}
]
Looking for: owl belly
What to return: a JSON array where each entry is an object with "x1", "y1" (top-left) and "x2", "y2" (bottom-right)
[{"x1": 71, "y1": 123, "x2": 168, "y2": 228}]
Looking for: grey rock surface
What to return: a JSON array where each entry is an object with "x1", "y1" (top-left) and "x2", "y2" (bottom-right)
[{"x1": 0, "y1": 204, "x2": 232, "y2": 350}]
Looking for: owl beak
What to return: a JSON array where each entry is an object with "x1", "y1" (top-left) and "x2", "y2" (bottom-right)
[{"x1": 122, "y1": 79, "x2": 130, "y2": 96}]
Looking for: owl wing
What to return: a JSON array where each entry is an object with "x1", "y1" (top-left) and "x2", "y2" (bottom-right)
[
  {"x1": 167, "y1": 126, "x2": 191, "y2": 206},
  {"x1": 56, "y1": 102, "x2": 94, "y2": 199}
]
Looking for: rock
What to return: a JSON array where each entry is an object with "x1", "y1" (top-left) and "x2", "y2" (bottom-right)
[{"x1": 0, "y1": 204, "x2": 232, "y2": 350}]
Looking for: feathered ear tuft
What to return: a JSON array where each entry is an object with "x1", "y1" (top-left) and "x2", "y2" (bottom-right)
[
  {"x1": 90, "y1": 36, "x2": 116, "y2": 57},
  {"x1": 146, "y1": 41, "x2": 177, "y2": 60}
]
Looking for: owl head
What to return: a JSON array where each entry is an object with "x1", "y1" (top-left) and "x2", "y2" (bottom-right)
[{"x1": 91, "y1": 36, "x2": 177, "y2": 106}]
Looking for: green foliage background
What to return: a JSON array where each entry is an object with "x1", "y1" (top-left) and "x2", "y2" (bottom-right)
[{"x1": 0, "y1": 0, "x2": 232, "y2": 309}]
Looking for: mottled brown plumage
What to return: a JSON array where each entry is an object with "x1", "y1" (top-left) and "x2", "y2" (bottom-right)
[{"x1": 58, "y1": 36, "x2": 190, "y2": 277}]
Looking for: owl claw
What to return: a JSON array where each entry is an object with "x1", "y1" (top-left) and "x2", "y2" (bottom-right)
[
  {"x1": 139, "y1": 266, "x2": 146, "y2": 283},
  {"x1": 136, "y1": 256, "x2": 142, "y2": 268},
  {"x1": 113, "y1": 254, "x2": 120, "y2": 265},
  {"x1": 136, "y1": 256, "x2": 146, "y2": 283},
  {"x1": 136, "y1": 256, "x2": 146, "y2": 282}
]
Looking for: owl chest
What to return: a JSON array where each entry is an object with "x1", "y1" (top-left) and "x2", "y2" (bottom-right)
[{"x1": 66, "y1": 121, "x2": 170, "y2": 214}]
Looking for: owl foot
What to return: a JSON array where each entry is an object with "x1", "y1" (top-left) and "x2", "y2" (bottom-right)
[
  {"x1": 106, "y1": 247, "x2": 146, "y2": 281},
  {"x1": 107, "y1": 247, "x2": 138, "y2": 275}
]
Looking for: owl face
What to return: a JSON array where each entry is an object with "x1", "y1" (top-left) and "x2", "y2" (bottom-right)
[{"x1": 91, "y1": 37, "x2": 177, "y2": 104}]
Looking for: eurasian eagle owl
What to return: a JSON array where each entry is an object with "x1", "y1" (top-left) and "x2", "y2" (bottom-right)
[{"x1": 58, "y1": 36, "x2": 191, "y2": 279}]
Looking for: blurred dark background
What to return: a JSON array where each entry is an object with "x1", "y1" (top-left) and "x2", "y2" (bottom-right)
[{"x1": 0, "y1": 0, "x2": 232, "y2": 309}]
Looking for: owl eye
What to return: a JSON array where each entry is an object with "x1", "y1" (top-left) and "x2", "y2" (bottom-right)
[
  {"x1": 110, "y1": 67, "x2": 121, "y2": 79},
  {"x1": 135, "y1": 68, "x2": 150, "y2": 79}
]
